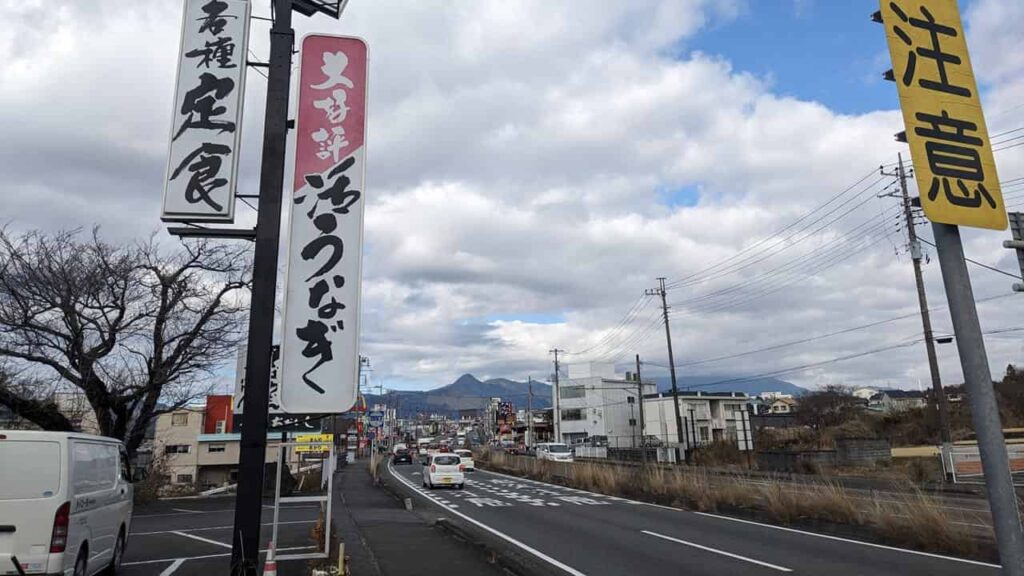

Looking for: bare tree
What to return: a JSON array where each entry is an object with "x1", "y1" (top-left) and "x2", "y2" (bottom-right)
[{"x1": 0, "y1": 228, "x2": 250, "y2": 455}]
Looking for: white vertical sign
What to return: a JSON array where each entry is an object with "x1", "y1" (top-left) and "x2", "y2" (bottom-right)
[
  {"x1": 734, "y1": 410, "x2": 753, "y2": 452},
  {"x1": 161, "y1": 0, "x2": 250, "y2": 223},
  {"x1": 279, "y1": 35, "x2": 368, "y2": 414},
  {"x1": 232, "y1": 345, "x2": 281, "y2": 414}
]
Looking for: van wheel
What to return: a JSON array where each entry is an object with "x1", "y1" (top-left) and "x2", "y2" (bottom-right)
[
  {"x1": 73, "y1": 548, "x2": 88, "y2": 576},
  {"x1": 106, "y1": 527, "x2": 126, "y2": 574}
]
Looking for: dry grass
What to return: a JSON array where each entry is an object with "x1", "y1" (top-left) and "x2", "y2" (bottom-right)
[
  {"x1": 475, "y1": 448, "x2": 981, "y2": 559},
  {"x1": 872, "y1": 491, "x2": 978, "y2": 557}
]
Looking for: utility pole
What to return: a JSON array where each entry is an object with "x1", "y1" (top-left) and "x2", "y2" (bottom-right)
[
  {"x1": 231, "y1": 1, "x2": 293, "y2": 573},
  {"x1": 527, "y1": 376, "x2": 534, "y2": 450},
  {"x1": 635, "y1": 354, "x2": 647, "y2": 466},
  {"x1": 646, "y1": 278, "x2": 684, "y2": 461},
  {"x1": 882, "y1": 154, "x2": 953, "y2": 477},
  {"x1": 549, "y1": 349, "x2": 564, "y2": 443}
]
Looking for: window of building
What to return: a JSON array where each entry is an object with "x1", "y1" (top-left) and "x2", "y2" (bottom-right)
[
  {"x1": 214, "y1": 420, "x2": 226, "y2": 433},
  {"x1": 176, "y1": 474, "x2": 193, "y2": 484},
  {"x1": 559, "y1": 386, "x2": 585, "y2": 400},
  {"x1": 561, "y1": 408, "x2": 583, "y2": 421},
  {"x1": 699, "y1": 427, "x2": 710, "y2": 442},
  {"x1": 171, "y1": 413, "x2": 189, "y2": 426},
  {"x1": 165, "y1": 444, "x2": 191, "y2": 454},
  {"x1": 207, "y1": 443, "x2": 226, "y2": 453}
]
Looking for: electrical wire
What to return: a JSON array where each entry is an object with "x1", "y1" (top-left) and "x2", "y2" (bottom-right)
[
  {"x1": 917, "y1": 238, "x2": 1022, "y2": 280},
  {"x1": 662, "y1": 168, "x2": 884, "y2": 290}
]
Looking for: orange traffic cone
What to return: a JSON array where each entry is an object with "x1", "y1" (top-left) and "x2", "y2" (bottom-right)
[{"x1": 262, "y1": 541, "x2": 277, "y2": 576}]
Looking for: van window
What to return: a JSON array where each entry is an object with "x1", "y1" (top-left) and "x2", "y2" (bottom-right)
[
  {"x1": 0, "y1": 440, "x2": 61, "y2": 500},
  {"x1": 73, "y1": 442, "x2": 117, "y2": 494}
]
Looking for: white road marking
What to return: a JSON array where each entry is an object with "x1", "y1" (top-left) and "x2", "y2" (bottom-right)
[
  {"x1": 122, "y1": 546, "x2": 315, "y2": 566},
  {"x1": 158, "y1": 559, "x2": 185, "y2": 576},
  {"x1": 171, "y1": 508, "x2": 201, "y2": 514},
  {"x1": 478, "y1": 467, "x2": 997, "y2": 569},
  {"x1": 132, "y1": 520, "x2": 316, "y2": 536},
  {"x1": 388, "y1": 461, "x2": 588, "y2": 576},
  {"x1": 642, "y1": 530, "x2": 792, "y2": 572},
  {"x1": 170, "y1": 531, "x2": 233, "y2": 549},
  {"x1": 692, "y1": 513, "x2": 1002, "y2": 570}
]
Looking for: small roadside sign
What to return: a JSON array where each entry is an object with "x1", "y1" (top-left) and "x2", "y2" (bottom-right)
[{"x1": 296, "y1": 433, "x2": 333, "y2": 444}]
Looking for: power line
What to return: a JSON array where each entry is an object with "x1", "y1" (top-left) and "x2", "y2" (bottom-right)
[
  {"x1": 917, "y1": 238, "x2": 1022, "y2": 280},
  {"x1": 662, "y1": 168, "x2": 884, "y2": 290}
]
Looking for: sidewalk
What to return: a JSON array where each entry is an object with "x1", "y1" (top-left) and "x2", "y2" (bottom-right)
[{"x1": 331, "y1": 459, "x2": 504, "y2": 576}]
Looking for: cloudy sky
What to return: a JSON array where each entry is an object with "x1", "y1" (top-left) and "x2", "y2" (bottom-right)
[{"x1": 1, "y1": 0, "x2": 1022, "y2": 393}]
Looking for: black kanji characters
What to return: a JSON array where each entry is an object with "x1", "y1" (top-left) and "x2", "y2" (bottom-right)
[
  {"x1": 889, "y1": 3, "x2": 971, "y2": 97},
  {"x1": 169, "y1": 142, "x2": 231, "y2": 211},
  {"x1": 915, "y1": 110, "x2": 996, "y2": 209},
  {"x1": 186, "y1": 36, "x2": 237, "y2": 69},
  {"x1": 174, "y1": 73, "x2": 237, "y2": 140}
]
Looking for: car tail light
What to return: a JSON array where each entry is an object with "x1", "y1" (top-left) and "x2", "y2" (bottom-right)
[
  {"x1": 458, "y1": 464, "x2": 465, "y2": 472},
  {"x1": 430, "y1": 464, "x2": 436, "y2": 473},
  {"x1": 51, "y1": 501, "x2": 70, "y2": 553}
]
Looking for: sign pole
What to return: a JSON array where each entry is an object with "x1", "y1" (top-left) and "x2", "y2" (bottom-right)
[
  {"x1": 231, "y1": 0, "x2": 294, "y2": 573},
  {"x1": 931, "y1": 222, "x2": 1024, "y2": 575}
]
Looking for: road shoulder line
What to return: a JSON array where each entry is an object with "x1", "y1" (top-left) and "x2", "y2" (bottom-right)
[
  {"x1": 641, "y1": 529, "x2": 792, "y2": 572},
  {"x1": 387, "y1": 461, "x2": 589, "y2": 576}
]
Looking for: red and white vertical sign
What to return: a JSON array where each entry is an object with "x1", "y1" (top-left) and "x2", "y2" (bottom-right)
[{"x1": 280, "y1": 35, "x2": 368, "y2": 414}]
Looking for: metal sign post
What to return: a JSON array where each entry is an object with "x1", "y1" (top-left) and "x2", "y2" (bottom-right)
[
  {"x1": 875, "y1": 2, "x2": 1023, "y2": 571},
  {"x1": 931, "y1": 223, "x2": 1024, "y2": 573}
]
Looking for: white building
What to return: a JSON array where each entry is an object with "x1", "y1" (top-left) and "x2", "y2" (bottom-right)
[
  {"x1": 643, "y1": 391, "x2": 750, "y2": 448},
  {"x1": 555, "y1": 363, "x2": 657, "y2": 448}
]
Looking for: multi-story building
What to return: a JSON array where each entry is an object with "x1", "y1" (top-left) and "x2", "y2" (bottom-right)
[
  {"x1": 154, "y1": 395, "x2": 287, "y2": 491},
  {"x1": 555, "y1": 363, "x2": 658, "y2": 448},
  {"x1": 643, "y1": 391, "x2": 750, "y2": 448}
]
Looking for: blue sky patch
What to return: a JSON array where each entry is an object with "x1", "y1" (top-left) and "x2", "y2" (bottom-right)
[{"x1": 684, "y1": 0, "x2": 902, "y2": 115}]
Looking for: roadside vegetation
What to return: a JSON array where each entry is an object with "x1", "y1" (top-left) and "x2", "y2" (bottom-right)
[{"x1": 475, "y1": 449, "x2": 989, "y2": 560}]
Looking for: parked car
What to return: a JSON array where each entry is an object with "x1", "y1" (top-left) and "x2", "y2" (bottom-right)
[
  {"x1": 453, "y1": 449, "x2": 475, "y2": 471},
  {"x1": 392, "y1": 447, "x2": 413, "y2": 464},
  {"x1": 536, "y1": 442, "x2": 574, "y2": 462},
  {"x1": 642, "y1": 435, "x2": 663, "y2": 447},
  {"x1": 0, "y1": 431, "x2": 133, "y2": 576},
  {"x1": 421, "y1": 453, "x2": 465, "y2": 489}
]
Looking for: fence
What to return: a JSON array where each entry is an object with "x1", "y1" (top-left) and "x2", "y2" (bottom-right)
[{"x1": 946, "y1": 444, "x2": 1024, "y2": 485}]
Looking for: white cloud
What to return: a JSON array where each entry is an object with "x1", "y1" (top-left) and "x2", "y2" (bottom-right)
[{"x1": 0, "y1": 0, "x2": 1020, "y2": 392}]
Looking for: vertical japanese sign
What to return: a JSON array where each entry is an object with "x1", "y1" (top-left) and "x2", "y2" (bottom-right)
[
  {"x1": 880, "y1": 0, "x2": 1006, "y2": 230},
  {"x1": 280, "y1": 35, "x2": 368, "y2": 414},
  {"x1": 161, "y1": 0, "x2": 250, "y2": 223}
]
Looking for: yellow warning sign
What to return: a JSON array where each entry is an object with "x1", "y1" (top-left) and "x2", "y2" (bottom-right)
[
  {"x1": 880, "y1": 0, "x2": 1006, "y2": 230},
  {"x1": 296, "y1": 433, "x2": 333, "y2": 444}
]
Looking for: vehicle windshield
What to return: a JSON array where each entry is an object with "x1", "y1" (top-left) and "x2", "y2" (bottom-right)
[
  {"x1": 433, "y1": 455, "x2": 460, "y2": 466},
  {"x1": 548, "y1": 444, "x2": 571, "y2": 453},
  {"x1": 455, "y1": 450, "x2": 471, "y2": 456}
]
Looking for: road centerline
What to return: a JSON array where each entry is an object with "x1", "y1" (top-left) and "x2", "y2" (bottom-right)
[{"x1": 641, "y1": 530, "x2": 792, "y2": 572}]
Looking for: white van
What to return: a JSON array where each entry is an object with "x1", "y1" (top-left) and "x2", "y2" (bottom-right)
[{"x1": 0, "y1": 431, "x2": 133, "y2": 576}]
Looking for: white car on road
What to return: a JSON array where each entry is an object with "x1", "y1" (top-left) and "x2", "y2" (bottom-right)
[
  {"x1": 454, "y1": 449, "x2": 475, "y2": 471},
  {"x1": 422, "y1": 453, "x2": 465, "y2": 489},
  {"x1": 0, "y1": 431, "x2": 133, "y2": 576},
  {"x1": 536, "y1": 442, "x2": 574, "y2": 462}
]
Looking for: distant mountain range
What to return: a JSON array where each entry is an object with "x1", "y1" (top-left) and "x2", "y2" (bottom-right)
[
  {"x1": 365, "y1": 374, "x2": 552, "y2": 418},
  {"x1": 366, "y1": 373, "x2": 804, "y2": 418},
  {"x1": 651, "y1": 375, "x2": 807, "y2": 397}
]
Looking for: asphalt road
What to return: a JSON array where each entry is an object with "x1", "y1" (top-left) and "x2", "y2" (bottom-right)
[
  {"x1": 387, "y1": 461, "x2": 1000, "y2": 576},
  {"x1": 122, "y1": 495, "x2": 322, "y2": 575}
]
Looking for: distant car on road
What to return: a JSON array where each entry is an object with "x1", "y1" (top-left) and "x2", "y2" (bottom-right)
[
  {"x1": 392, "y1": 447, "x2": 413, "y2": 464},
  {"x1": 391, "y1": 442, "x2": 408, "y2": 455},
  {"x1": 536, "y1": 442, "x2": 574, "y2": 462},
  {"x1": 0, "y1": 431, "x2": 133, "y2": 576},
  {"x1": 454, "y1": 449, "x2": 475, "y2": 471},
  {"x1": 422, "y1": 453, "x2": 465, "y2": 489}
]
